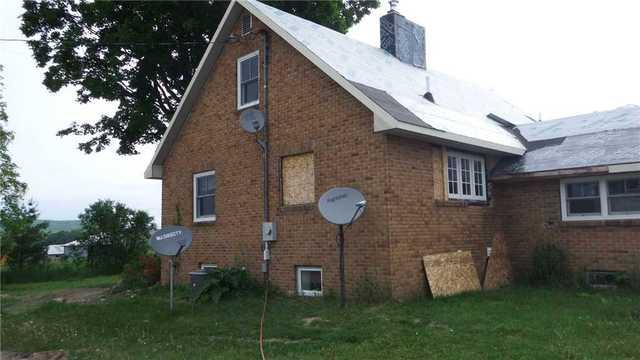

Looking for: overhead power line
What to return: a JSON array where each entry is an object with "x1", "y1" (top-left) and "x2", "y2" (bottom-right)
[{"x1": 0, "y1": 38, "x2": 211, "y2": 46}]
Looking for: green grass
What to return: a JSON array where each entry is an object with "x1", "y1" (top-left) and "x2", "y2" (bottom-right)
[{"x1": 1, "y1": 278, "x2": 639, "y2": 359}]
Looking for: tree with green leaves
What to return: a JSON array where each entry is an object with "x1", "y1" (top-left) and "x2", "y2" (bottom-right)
[
  {"x1": 0, "y1": 65, "x2": 26, "y2": 208},
  {"x1": 0, "y1": 201, "x2": 48, "y2": 270},
  {"x1": 1, "y1": 64, "x2": 38, "y2": 261},
  {"x1": 78, "y1": 199, "x2": 155, "y2": 274},
  {"x1": 20, "y1": 0, "x2": 379, "y2": 155}
]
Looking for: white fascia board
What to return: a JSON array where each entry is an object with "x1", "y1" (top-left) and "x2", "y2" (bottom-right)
[
  {"x1": 377, "y1": 114, "x2": 525, "y2": 155},
  {"x1": 144, "y1": 1, "x2": 240, "y2": 179},
  {"x1": 609, "y1": 162, "x2": 640, "y2": 173}
]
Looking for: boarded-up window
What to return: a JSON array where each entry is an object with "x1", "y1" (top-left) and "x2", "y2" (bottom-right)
[{"x1": 282, "y1": 153, "x2": 315, "y2": 206}]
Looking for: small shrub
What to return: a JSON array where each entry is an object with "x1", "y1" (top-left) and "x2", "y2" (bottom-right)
[
  {"x1": 615, "y1": 257, "x2": 640, "y2": 291},
  {"x1": 530, "y1": 242, "x2": 571, "y2": 286},
  {"x1": 194, "y1": 267, "x2": 257, "y2": 303},
  {"x1": 120, "y1": 255, "x2": 161, "y2": 289}
]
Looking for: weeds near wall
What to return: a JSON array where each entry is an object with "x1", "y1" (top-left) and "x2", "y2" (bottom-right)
[
  {"x1": 352, "y1": 275, "x2": 390, "y2": 304},
  {"x1": 530, "y1": 242, "x2": 571, "y2": 286},
  {"x1": 616, "y1": 256, "x2": 640, "y2": 291},
  {"x1": 194, "y1": 267, "x2": 258, "y2": 303}
]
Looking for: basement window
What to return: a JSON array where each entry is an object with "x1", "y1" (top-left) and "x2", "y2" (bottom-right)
[
  {"x1": 297, "y1": 267, "x2": 323, "y2": 296},
  {"x1": 282, "y1": 153, "x2": 315, "y2": 206},
  {"x1": 446, "y1": 151, "x2": 486, "y2": 201},
  {"x1": 560, "y1": 174, "x2": 640, "y2": 221},
  {"x1": 193, "y1": 170, "x2": 216, "y2": 222},
  {"x1": 237, "y1": 51, "x2": 259, "y2": 110}
]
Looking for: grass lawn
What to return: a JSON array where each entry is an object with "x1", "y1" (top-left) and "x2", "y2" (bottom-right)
[{"x1": 1, "y1": 277, "x2": 639, "y2": 359}]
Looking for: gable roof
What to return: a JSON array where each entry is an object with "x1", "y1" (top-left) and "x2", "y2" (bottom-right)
[
  {"x1": 493, "y1": 105, "x2": 640, "y2": 178},
  {"x1": 145, "y1": 0, "x2": 533, "y2": 179}
]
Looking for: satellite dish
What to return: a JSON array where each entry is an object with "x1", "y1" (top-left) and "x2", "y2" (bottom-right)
[
  {"x1": 318, "y1": 187, "x2": 367, "y2": 225},
  {"x1": 240, "y1": 109, "x2": 265, "y2": 133},
  {"x1": 149, "y1": 226, "x2": 193, "y2": 257}
]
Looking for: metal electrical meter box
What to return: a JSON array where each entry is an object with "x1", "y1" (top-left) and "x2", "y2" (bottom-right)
[{"x1": 262, "y1": 222, "x2": 277, "y2": 242}]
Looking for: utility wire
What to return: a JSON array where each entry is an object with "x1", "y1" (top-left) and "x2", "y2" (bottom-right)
[{"x1": 0, "y1": 38, "x2": 211, "y2": 46}]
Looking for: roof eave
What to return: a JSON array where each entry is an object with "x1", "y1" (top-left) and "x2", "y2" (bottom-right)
[
  {"x1": 374, "y1": 113, "x2": 525, "y2": 155},
  {"x1": 491, "y1": 162, "x2": 640, "y2": 182}
]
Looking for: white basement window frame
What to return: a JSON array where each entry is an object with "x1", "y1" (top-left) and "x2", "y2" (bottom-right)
[
  {"x1": 560, "y1": 173, "x2": 640, "y2": 221},
  {"x1": 445, "y1": 150, "x2": 487, "y2": 201},
  {"x1": 237, "y1": 50, "x2": 260, "y2": 110},
  {"x1": 296, "y1": 267, "x2": 323, "y2": 297},
  {"x1": 193, "y1": 170, "x2": 216, "y2": 223}
]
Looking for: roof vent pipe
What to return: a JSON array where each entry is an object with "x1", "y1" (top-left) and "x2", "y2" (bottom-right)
[{"x1": 424, "y1": 76, "x2": 435, "y2": 103}]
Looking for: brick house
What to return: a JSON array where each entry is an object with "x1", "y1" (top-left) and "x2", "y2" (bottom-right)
[{"x1": 145, "y1": 0, "x2": 640, "y2": 298}]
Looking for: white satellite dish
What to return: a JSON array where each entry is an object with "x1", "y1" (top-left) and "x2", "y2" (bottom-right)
[
  {"x1": 318, "y1": 187, "x2": 366, "y2": 225},
  {"x1": 149, "y1": 226, "x2": 192, "y2": 256},
  {"x1": 240, "y1": 108, "x2": 265, "y2": 133},
  {"x1": 318, "y1": 187, "x2": 367, "y2": 307},
  {"x1": 149, "y1": 226, "x2": 193, "y2": 312}
]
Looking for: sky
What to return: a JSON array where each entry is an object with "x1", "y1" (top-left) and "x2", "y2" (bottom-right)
[{"x1": 1, "y1": 0, "x2": 638, "y2": 222}]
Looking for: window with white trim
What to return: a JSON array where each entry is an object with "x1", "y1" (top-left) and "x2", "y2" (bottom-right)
[
  {"x1": 241, "y1": 14, "x2": 252, "y2": 36},
  {"x1": 296, "y1": 267, "x2": 322, "y2": 296},
  {"x1": 237, "y1": 51, "x2": 259, "y2": 110},
  {"x1": 560, "y1": 174, "x2": 640, "y2": 221},
  {"x1": 446, "y1": 151, "x2": 486, "y2": 201},
  {"x1": 193, "y1": 170, "x2": 216, "y2": 222}
]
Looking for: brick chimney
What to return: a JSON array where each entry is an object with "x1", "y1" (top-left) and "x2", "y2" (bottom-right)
[{"x1": 379, "y1": 2, "x2": 426, "y2": 69}]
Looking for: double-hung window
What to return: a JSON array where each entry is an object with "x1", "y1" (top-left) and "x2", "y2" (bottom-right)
[
  {"x1": 446, "y1": 151, "x2": 486, "y2": 201},
  {"x1": 193, "y1": 170, "x2": 216, "y2": 222},
  {"x1": 560, "y1": 174, "x2": 640, "y2": 220},
  {"x1": 237, "y1": 51, "x2": 259, "y2": 110}
]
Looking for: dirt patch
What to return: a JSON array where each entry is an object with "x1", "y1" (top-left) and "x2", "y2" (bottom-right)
[
  {"x1": 49, "y1": 288, "x2": 108, "y2": 304},
  {"x1": 3, "y1": 288, "x2": 109, "y2": 315},
  {"x1": 0, "y1": 351, "x2": 67, "y2": 360},
  {"x1": 301, "y1": 316, "x2": 324, "y2": 326}
]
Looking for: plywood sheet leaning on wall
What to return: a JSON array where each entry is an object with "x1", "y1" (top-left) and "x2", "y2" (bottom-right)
[
  {"x1": 483, "y1": 232, "x2": 513, "y2": 290},
  {"x1": 423, "y1": 251, "x2": 481, "y2": 298}
]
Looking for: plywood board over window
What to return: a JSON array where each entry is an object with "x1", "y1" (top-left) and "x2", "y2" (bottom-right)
[{"x1": 282, "y1": 153, "x2": 315, "y2": 206}]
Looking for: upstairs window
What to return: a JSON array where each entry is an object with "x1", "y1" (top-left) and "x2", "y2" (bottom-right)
[
  {"x1": 241, "y1": 14, "x2": 252, "y2": 35},
  {"x1": 237, "y1": 51, "x2": 259, "y2": 110},
  {"x1": 561, "y1": 174, "x2": 640, "y2": 220},
  {"x1": 446, "y1": 151, "x2": 486, "y2": 201},
  {"x1": 193, "y1": 170, "x2": 216, "y2": 222}
]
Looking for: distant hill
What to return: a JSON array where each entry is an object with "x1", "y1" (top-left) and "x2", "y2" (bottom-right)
[{"x1": 38, "y1": 220, "x2": 82, "y2": 233}]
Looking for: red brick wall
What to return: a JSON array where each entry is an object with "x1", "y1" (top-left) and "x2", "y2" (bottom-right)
[
  {"x1": 161, "y1": 16, "x2": 391, "y2": 296},
  {"x1": 493, "y1": 178, "x2": 640, "y2": 276},
  {"x1": 384, "y1": 139, "x2": 499, "y2": 298}
]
